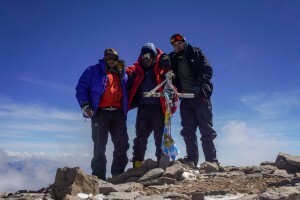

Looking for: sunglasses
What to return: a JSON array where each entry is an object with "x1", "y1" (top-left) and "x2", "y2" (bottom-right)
[
  {"x1": 104, "y1": 54, "x2": 118, "y2": 61},
  {"x1": 170, "y1": 34, "x2": 184, "y2": 44},
  {"x1": 141, "y1": 53, "x2": 153, "y2": 60}
]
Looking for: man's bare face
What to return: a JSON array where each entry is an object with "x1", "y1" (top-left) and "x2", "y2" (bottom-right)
[{"x1": 172, "y1": 41, "x2": 186, "y2": 53}]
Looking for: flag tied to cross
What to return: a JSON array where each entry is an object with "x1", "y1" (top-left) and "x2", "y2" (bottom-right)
[{"x1": 143, "y1": 70, "x2": 194, "y2": 160}]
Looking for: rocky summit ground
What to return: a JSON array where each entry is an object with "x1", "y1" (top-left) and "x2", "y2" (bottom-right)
[
  {"x1": 1, "y1": 152, "x2": 300, "y2": 200},
  {"x1": 140, "y1": 169, "x2": 286, "y2": 196}
]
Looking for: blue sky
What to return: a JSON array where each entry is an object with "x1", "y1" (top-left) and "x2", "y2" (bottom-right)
[{"x1": 1, "y1": 0, "x2": 300, "y2": 192}]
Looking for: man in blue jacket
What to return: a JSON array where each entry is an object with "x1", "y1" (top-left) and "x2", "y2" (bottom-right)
[{"x1": 75, "y1": 48, "x2": 129, "y2": 180}]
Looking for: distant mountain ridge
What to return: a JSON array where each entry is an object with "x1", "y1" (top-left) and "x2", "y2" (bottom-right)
[{"x1": 7, "y1": 158, "x2": 60, "y2": 172}]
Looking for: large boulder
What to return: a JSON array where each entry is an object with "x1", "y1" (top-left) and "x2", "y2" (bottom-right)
[
  {"x1": 51, "y1": 167, "x2": 99, "y2": 200},
  {"x1": 163, "y1": 162, "x2": 184, "y2": 180},
  {"x1": 275, "y1": 152, "x2": 300, "y2": 172}
]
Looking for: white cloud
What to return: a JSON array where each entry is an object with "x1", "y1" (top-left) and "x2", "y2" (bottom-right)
[
  {"x1": 18, "y1": 75, "x2": 74, "y2": 93},
  {"x1": 0, "y1": 97, "x2": 80, "y2": 121},
  {"x1": 217, "y1": 120, "x2": 299, "y2": 166},
  {"x1": 0, "y1": 96, "x2": 92, "y2": 156},
  {"x1": 0, "y1": 149, "x2": 55, "y2": 192},
  {"x1": 240, "y1": 90, "x2": 300, "y2": 117},
  {"x1": 0, "y1": 149, "x2": 92, "y2": 192},
  {"x1": 0, "y1": 171, "x2": 28, "y2": 193},
  {"x1": 0, "y1": 150, "x2": 10, "y2": 165},
  {"x1": 6, "y1": 150, "x2": 51, "y2": 159},
  {"x1": 2, "y1": 122, "x2": 80, "y2": 133}
]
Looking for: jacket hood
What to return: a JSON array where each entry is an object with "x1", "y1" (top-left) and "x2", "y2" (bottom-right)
[{"x1": 141, "y1": 43, "x2": 157, "y2": 57}]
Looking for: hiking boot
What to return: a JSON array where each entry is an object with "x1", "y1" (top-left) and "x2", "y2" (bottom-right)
[
  {"x1": 177, "y1": 156, "x2": 196, "y2": 168},
  {"x1": 133, "y1": 160, "x2": 142, "y2": 168}
]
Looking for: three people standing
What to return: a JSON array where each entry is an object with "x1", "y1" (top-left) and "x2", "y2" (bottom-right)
[{"x1": 75, "y1": 34, "x2": 219, "y2": 179}]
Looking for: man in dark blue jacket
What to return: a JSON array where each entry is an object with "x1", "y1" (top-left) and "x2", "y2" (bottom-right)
[
  {"x1": 169, "y1": 34, "x2": 219, "y2": 166},
  {"x1": 76, "y1": 48, "x2": 129, "y2": 180}
]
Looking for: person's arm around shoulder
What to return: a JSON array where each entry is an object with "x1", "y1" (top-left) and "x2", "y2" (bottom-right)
[{"x1": 125, "y1": 64, "x2": 137, "y2": 91}]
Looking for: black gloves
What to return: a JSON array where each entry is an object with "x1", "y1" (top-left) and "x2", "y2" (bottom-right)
[
  {"x1": 116, "y1": 59, "x2": 125, "y2": 71},
  {"x1": 195, "y1": 75, "x2": 213, "y2": 98},
  {"x1": 201, "y1": 83, "x2": 213, "y2": 98},
  {"x1": 159, "y1": 53, "x2": 171, "y2": 70},
  {"x1": 116, "y1": 59, "x2": 126, "y2": 76},
  {"x1": 185, "y1": 84, "x2": 213, "y2": 98}
]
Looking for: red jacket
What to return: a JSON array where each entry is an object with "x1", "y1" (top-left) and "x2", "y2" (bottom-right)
[{"x1": 126, "y1": 48, "x2": 177, "y2": 114}]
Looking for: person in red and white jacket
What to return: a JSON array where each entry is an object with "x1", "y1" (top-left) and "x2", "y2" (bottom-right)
[{"x1": 126, "y1": 43, "x2": 176, "y2": 168}]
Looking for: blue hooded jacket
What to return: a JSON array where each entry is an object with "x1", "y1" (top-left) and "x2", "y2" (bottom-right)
[
  {"x1": 75, "y1": 59, "x2": 128, "y2": 117},
  {"x1": 141, "y1": 42, "x2": 157, "y2": 58}
]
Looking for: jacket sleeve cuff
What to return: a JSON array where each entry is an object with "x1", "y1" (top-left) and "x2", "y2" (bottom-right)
[{"x1": 80, "y1": 102, "x2": 90, "y2": 109}]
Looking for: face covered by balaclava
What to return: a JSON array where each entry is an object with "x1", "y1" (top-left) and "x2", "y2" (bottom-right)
[{"x1": 140, "y1": 43, "x2": 157, "y2": 68}]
